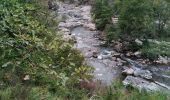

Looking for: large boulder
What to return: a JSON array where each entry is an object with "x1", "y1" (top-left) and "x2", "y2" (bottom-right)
[
  {"x1": 123, "y1": 76, "x2": 161, "y2": 92},
  {"x1": 122, "y1": 68, "x2": 134, "y2": 75},
  {"x1": 133, "y1": 69, "x2": 152, "y2": 80}
]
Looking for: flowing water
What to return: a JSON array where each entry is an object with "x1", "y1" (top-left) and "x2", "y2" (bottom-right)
[
  {"x1": 71, "y1": 27, "x2": 122, "y2": 85},
  {"x1": 57, "y1": 1, "x2": 170, "y2": 89}
]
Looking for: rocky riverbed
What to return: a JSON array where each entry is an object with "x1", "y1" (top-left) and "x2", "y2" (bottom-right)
[{"x1": 53, "y1": 1, "x2": 170, "y2": 92}]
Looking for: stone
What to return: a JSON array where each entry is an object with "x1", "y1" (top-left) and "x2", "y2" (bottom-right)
[
  {"x1": 135, "y1": 39, "x2": 143, "y2": 46},
  {"x1": 112, "y1": 53, "x2": 121, "y2": 57},
  {"x1": 84, "y1": 23, "x2": 96, "y2": 31},
  {"x1": 122, "y1": 68, "x2": 134, "y2": 75},
  {"x1": 134, "y1": 51, "x2": 142, "y2": 58},
  {"x1": 126, "y1": 52, "x2": 132, "y2": 57},
  {"x1": 23, "y1": 75, "x2": 30, "y2": 81},
  {"x1": 102, "y1": 50, "x2": 112, "y2": 55},
  {"x1": 123, "y1": 76, "x2": 160, "y2": 92},
  {"x1": 97, "y1": 55, "x2": 103, "y2": 60},
  {"x1": 117, "y1": 62, "x2": 123, "y2": 66},
  {"x1": 134, "y1": 69, "x2": 152, "y2": 80},
  {"x1": 156, "y1": 56, "x2": 170, "y2": 64}
]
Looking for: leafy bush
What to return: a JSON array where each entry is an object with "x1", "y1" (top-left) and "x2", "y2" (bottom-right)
[
  {"x1": 0, "y1": 0, "x2": 93, "y2": 99},
  {"x1": 92, "y1": 0, "x2": 113, "y2": 30},
  {"x1": 141, "y1": 41, "x2": 170, "y2": 60},
  {"x1": 104, "y1": 24, "x2": 120, "y2": 44},
  {"x1": 152, "y1": 0, "x2": 170, "y2": 37},
  {"x1": 92, "y1": 0, "x2": 170, "y2": 40},
  {"x1": 118, "y1": 0, "x2": 154, "y2": 40}
]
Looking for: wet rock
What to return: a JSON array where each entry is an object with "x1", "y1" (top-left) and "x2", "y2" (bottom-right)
[
  {"x1": 134, "y1": 69, "x2": 152, "y2": 80},
  {"x1": 122, "y1": 68, "x2": 134, "y2": 75},
  {"x1": 123, "y1": 76, "x2": 160, "y2": 92},
  {"x1": 97, "y1": 55, "x2": 103, "y2": 60},
  {"x1": 102, "y1": 50, "x2": 112, "y2": 55}
]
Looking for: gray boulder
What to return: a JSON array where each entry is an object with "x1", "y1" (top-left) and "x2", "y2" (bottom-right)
[
  {"x1": 134, "y1": 69, "x2": 152, "y2": 80},
  {"x1": 123, "y1": 76, "x2": 160, "y2": 92}
]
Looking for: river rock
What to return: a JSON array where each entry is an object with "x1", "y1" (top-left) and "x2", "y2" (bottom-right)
[
  {"x1": 112, "y1": 52, "x2": 121, "y2": 57},
  {"x1": 134, "y1": 51, "x2": 142, "y2": 58},
  {"x1": 97, "y1": 55, "x2": 103, "y2": 60},
  {"x1": 134, "y1": 69, "x2": 152, "y2": 80},
  {"x1": 156, "y1": 56, "x2": 170, "y2": 64},
  {"x1": 97, "y1": 54, "x2": 112, "y2": 60},
  {"x1": 123, "y1": 76, "x2": 160, "y2": 92},
  {"x1": 135, "y1": 39, "x2": 143, "y2": 46},
  {"x1": 122, "y1": 68, "x2": 134, "y2": 75},
  {"x1": 126, "y1": 52, "x2": 133, "y2": 57},
  {"x1": 84, "y1": 23, "x2": 96, "y2": 31},
  {"x1": 102, "y1": 50, "x2": 112, "y2": 55}
]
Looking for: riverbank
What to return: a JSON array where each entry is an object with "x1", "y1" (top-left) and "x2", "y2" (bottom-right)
[{"x1": 55, "y1": 0, "x2": 170, "y2": 93}]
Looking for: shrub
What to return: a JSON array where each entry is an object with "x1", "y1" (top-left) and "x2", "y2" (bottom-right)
[
  {"x1": 152, "y1": 0, "x2": 170, "y2": 37},
  {"x1": 0, "y1": 0, "x2": 92, "y2": 99},
  {"x1": 104, "y1": 24, "x2": 120, "y2": 44},
  {"x1": 92, "y1": 0, "x2": 113, "y2": 30},
  {"x1": 118, "y1": 0, "x2": 154, "y2": 40},
  {"x1": 141, "y1": 41, "x2": 170, "y2": 60}
]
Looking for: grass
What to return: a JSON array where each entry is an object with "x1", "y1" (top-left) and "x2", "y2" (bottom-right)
[
  {"x1": 0, "y1": 82, "x2": 169, "y2": 100},
  {"x1": 93, "y1": 81, "x2": 169, "y2": 100}
]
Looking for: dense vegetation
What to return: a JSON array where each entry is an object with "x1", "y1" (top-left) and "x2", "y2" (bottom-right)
[
  {"x1": 0, "y1": 0, "x2": 169, "y2": 100},
  {"x1": 0, "y1": 0, "x2": 92, "y2": 99},
  {"x1": 92, "y1": 0, "x2": 170, "y2": 60}
]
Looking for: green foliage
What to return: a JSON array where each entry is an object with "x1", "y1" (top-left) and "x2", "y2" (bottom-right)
[
  {"x1": 92, "y1": 0, "x2": 170, "y2": 40},
  {"x1": 92, "y1": 0, "x2": 113, "y2": 30},
  {"x1": 104, "y1": 24, "x2": 120, "y2": 44},
  {"x1": 0, "y1": 0, "x2": 93, "y2": 99},
  {"x1": 118, "y1": 0, "x2": 154, "y2": 40},
  {"x1": 141, "y1": 41, "x2": 170, "y2": 60},
  {"x1": 92, "y1": 0, "x2": 170, "y2": 59},
  {"x1": 153, "y1": 0, "x2": 170, "y2": 37}
]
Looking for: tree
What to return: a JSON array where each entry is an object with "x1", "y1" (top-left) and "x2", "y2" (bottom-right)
[
  {"x1": 118, "y1": 0, "x2": 154, "y2": 40},
  {"x1": 92, "y1": 0, "x2": 113, "y2": 30},
  {"x1": 153, "y1": 0, "x2": 170, "y2": 37}
]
